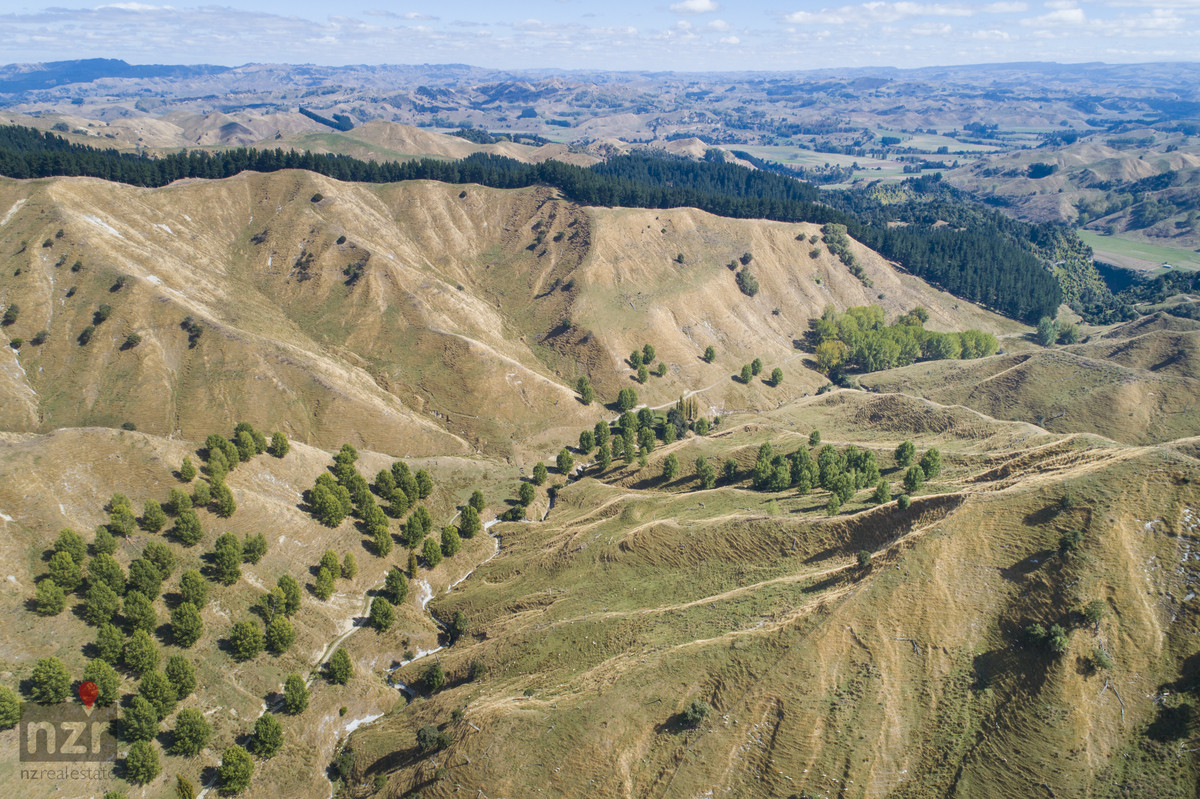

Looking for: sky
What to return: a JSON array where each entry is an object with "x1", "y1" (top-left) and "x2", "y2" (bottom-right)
[{"x1": 2, "y1": 1, "x2": 1197, "y2": 71}]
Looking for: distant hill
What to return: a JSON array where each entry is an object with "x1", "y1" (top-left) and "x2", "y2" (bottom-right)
[{"x1": 0, "y1": 58, "x2": 229, "y2": 95}]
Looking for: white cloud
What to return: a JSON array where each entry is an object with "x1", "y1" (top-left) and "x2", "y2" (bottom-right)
[
  {"x1": 1021, "y1": 6, "x2": 1086, "y2": 25},
  {"x1": 983, "y1": 2, "x2": 1028, "y2": 11},
  {"x1": 1044, "y1": 0, "x2": 1078, "y2": 8},
  {"x1": 719, "y1": 35, "x2": 741, "y2": 44},
  {"x1": 670, "y1": 0, "x2": 719, "y2": 15},
  {"x1": 706, "y1": 19, "x2": 731, "y2": 30},
  {"x1": 784, "y1": 2, "x2": 975, "y2": 27}
]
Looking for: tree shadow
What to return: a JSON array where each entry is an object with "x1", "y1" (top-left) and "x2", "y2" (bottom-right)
[
  {"x1": 999, "y1": 550, "x2": 1056, "y2": 582},
  {"x1": 1147, "y1": 703, "x2": 1193, "y2": 742},
  {"x1": 1022, "y1": 504, "x2": 1060, "y2": 527}
]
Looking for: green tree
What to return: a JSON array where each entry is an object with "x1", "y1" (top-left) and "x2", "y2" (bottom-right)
[
  {"x1": 423, "y1": 537, "x2": 443, "y2": 568},
  {"x1": 751, "y1": 357, "x2": 763, "y2": 375},
  {"x1": 769, "y1": 367, "x2": 783, "y2": 386},
  {"x1": 165, "y1": 601, "x2": 201, "y2": 648},
  {"x1": 532, "y1": 462, "x2": 548, "y2": 486},
  {"x1": 122, "y1": 696, "x2": 158, "y2": 741},
  {"x1": 192, "y1": 480, "x2": 212, "y2": 508},
  {"x1": 165, "y1": 655, "x2": 196, "y2": 698},
  {"x1": 594, "y1": 421, "x2": 611, "y2": 448},
  {"x1": 172, "y1": 509, "x2": 203, "y2": 546},
  {"x1": 234, "y1": 430, "x2": 257, "y2": 462},
  {"x1": 212, "y1": 481, "x2": 237, "y2": 518},
  {"x1": 695, "y1": 457, "x2": 716, "y2": 490},
  {"x1": 918, "y1": 448, "x2": 942, "y2": 479},
  {"x1": 313, "y1": 566, "x2": 335, "y2": 601},
  {"x1": 180, "y1": 456, "x2": 197, "y2": 482},
  {"x1": 48, "y1": 552, "x2": 81, "y2": 596},
  {"x1": 739, "y1": 364, "x2": 752, "y2": 383},
  {"x1": 662, "y1": 423, "x2": 677, "y2": 444},
  {"x1": 872, "y1": 480, "x2": 892, "y2": 504},
  {"x1": 124, "y1": 740, "x2": 161, "y2": 785},
  {"x1": 897, "y1": 494, "x2": 912, "y2": 510},
  {"x1": 579, "y1": 429, "x2": 595, "y2": 453},
  {"x1": 469, "y1": 490, "x2": 486, "y2": 513},
  {"x1": 557, "y1": 448, "x2": 575, "y2": 475},
  {"x1": 662, "y1": 453, "x2": 680, "y2": 481},
  {"x1": 423, "y1": 662, "x2": 446, "y2": 692},
  {"x1": 597, "y1": 442, "x2": 612, "y2": 471},
  {"x1": 54, "y1": 528, "x2": 87, "y2": 565},
  {"x1": 167, "y1": 488, "x2": 192, "y2": 515},
  {"x1": 338, "y1": 553, "x2": 357, "y2": 581},
  {"x1": 265, "y1": 616, "x2": 295, "y2": 654},
  {"x1": 576, "y1": 376, "x2": 594, "y2": 405},
  {"x1": 643, "y1": 344, "x2": 656, "y2": 364},
  {"x1": 441, "y1": 525, "x2": 461, "y2": 557},
  {"x1": 269, "y1": 432, "x2": 290, "y2": 458},
  {"x1": 89, "y1": 553, "x2": 126, "y2": 595},
  {"x1": 175, "y1": 775, "x2": 196, "y2": 799},
  {"x1": 826, "y1": 494, "x2": 842, "y2": 515},
  {"x1": 616, "y1": 387, "x2": 638, "y2": 412},
  {"x1": 637, "y1": 364, "x2": 649, "y2": 383},
  {"x1": 895, "y1": 441, "x2": 915, "y2": 466},
  {"x1": 142, "y1": 541, "x2": 176, "y2": 580},
  {"x1": 213, "y1": 532, "x2": 242, "y2": 585},
  {"x1": 369, "y1": 597, "x2": 395, "y2": 632},
  {"x1": 694, "y1": 417, "x2": 710, "y2": 436},
  {"x1": 83, "y1": 658, "x2": 120, "y2": 707},
  {"x1": 128, "y1": 559, "x2": 162, "y2": 600},
  {"x1": 84, "y1": 581, "x2": 121, "y2": 626},
  {"x1": 415, "y1": 469, "x2": 434, "y2": 499},
  {"x1": 242, "y1": 532, "x2": 267, "y2": 564},
  {"x1": 251, "y1": 712, "x2": 283, "y2": 758},
  {"x1": 703, "y1": 345, "x2": 716, "y2": 363},
  {"x1": 123, "y1": 590, "x2": 157, "y2": 634},
  {"x1": 459, "y1": 504, "x2": 481, "y2": 539},
  {"x1": 683, "y1": 699, "x2": 711, "y2": 727},
  {"x1": 384, "y1": 567, "x2": 409, "y2": 605},
  {"x1": 31, "y1": 657, "x2": 71, "y2": 704},
  {"x1": 139, "y1": 670, "x2": 177, "y2": 720},
  {"x1": 903, "y1": 466, "x2": 925, "y2": 494},
  {"x1": 1058, "y1": 322, "x2": 1080, "y2": 345},
  {"x1": 630, "y1": 350, "x2": 643, "y2": 369},
  {"x1": 857, "y1": 550, "x2": 872, "y2": 567},
  {"x1": 171, "y1": 707, "x2": 211, "y2": 756},
  {"x1": 217, "y1": 745, "x2": 254, "y2": 794},
  {"x1": 229, "y1": 620, "x2": 263, "y2": 661},
  {"x1": 449, "y1": 611, "x2": 469, "y2": 643},
  {"x1": 283, "y1": 674, "x2": 309, "y2": 714},
  {"x1": 417, "y1": 723, "x2": 450, "y2": 752},
  {"x1": 326, "y1": 648, "x2": 352, "y2": 685},
  {"x1": 109, "y1": 505, "x2": 137, "y2": 537},
  {"x1": 95, "y1": 623, "x2": 125, "y2": 665},
  {"x1": 1036, "y1": 316, "x2": 1058, "y2": 347},
  {"x1": 35, "y1": 579, "x2": 66, "y2": 615},
  {"x1": 179, "y1": 570, "x2": 208, "y2": 608},
  {"x1": 93, "y1": 525, "x2": 117, "y2": 556},
  {"x1": 0, "y1": 685, "x2": 22, "y2": 728},
  {"x1": 124, "y1": 629, "x2": 159, "y2": 675},
  {"x1": 141, "y1": 500, "x2": 167, "y2": 533},
  {"x1": 809, "y1": 430, "x2": 821, "y2": 447},
  {"x1": 518, "y1": 481, "x2": 535, "y2": 507},
  {"x1": 278, "y1": 574, "x2": 301, "y2": 615}
]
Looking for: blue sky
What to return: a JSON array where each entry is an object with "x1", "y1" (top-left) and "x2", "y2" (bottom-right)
[{"x1": 2, "y1": 1, "x2": 1197, "y2": 70}]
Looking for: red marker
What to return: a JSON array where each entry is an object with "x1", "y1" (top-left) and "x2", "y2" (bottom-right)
[{"x1": 78, "y1": 681, "x2": 98, "y2": 709}]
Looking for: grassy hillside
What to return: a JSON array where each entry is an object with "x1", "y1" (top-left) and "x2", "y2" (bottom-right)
[{"x1": 0, "y1": 172, "x2": 1018, "y2": 461}]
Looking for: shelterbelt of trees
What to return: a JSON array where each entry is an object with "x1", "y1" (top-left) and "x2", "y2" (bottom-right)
[{"x1": 0, "y1": 124, "x2": 1060, "y2": 323}]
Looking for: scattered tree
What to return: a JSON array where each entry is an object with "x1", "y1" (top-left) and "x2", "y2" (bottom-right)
[
  {"x1": 695, "y1": 456, "x2": 716, "y2": 490},
  {"x1": 557, "y1": 448, "x2": 575, "y2": 475},
  {"x1": 180, "y1": 456, "x2": 197, "y2": 482},
  {"x1": 532, "y1": 462, "x2": 548, "y2": 486},
  {"x1": 441, "y1": 525, "x2": 461, "y2": 557},
  {"x1": 326, "y1": 648, "x2": 352, "y2": 685},
  {"x1": 250, "y1": 712, "x2": 283, "y2": 758},
  {"x1": 769, "y1": 367, "x2": 783, "y2": 386},
  {"x1": 95, "y1": 623, "x2": 125, "y2": 665},
  {"x1": 165, "y1": 654, "x2": 196, "y2": 698},
  {"x1": 265, "y1": 616, "x2": 295, "y2": 654},
  {"x1": 918, "y1": 448, "x2": 942, "y2": 479},
  {"x1": 53, "y1": 528, "x2": 87, "y2": 565},
  {"x1": 616, "y1": 387, "x2": 638, "y2": 412},
  {"x1": 872, "y1": 480, "x2": 892, "y2": 504},
  {"x1": 242, "y1": 532, "x2": 267, "y2": 564},
  {"x1": 423, "y1": 537, "x2": 443, "y2": 568},
  {"x1": 124, "y1": 629, "x2": 159, "y2": 675},
  {"x1": 171, "y1": 707, "x2": 211, "y2": 756},
  {"x1": 0, "y1": 686, "x2": 20, "y2": 729},
  {"x1": 662, "y1": 453, "x2": 680, "y2": 482},
  {"x1": 229, "y1": 620, "x2": 264, "y2": 661},
  {"x1": 576, "y1": 376, "x2": 594, "y2": 405},
  {"x1": 31, "y1": 656, "x2": 71, "y2": 704},
  {"x1": 123, "y1": 590, "x2": 157, "y2": 634},
  {"x1": 423, "y1": 662, "x2": 446, "y2": 693},
  {"x1": 903, "y1": 466, "x2": 925, "y2": 494},
  {"x1": 683, "y1": 699, "x2": 711, "y2": 727},
  {"x1": 895, "y1": 441, "x2": 915, "y2": 466},
  {"x1": 369, "y1": 597, "x2": 395, "y2": 632},
  {"x1": 124, "y1": 740, "x2": 161, "y2": 785},
  {"x1": 217, "y1": 745, "x2": 254, "y2": 795},
  {"x1": 172, "y1": 509, "x2": 203, "y2": 546},
  {"x1": 83, "y1": 658, "x2": 120, "y2": 707},
  {"x1": 47, "y1": 550, "x2": 82, "y2": 592},
  {"x1": 1036, "y1": 316, "x2": 1059, "y2": 347},
  {"x1": 703, "y1": 345, "x2": 716, "y2": 363},
  {"x1": 213, "y1": 532, "x2": 243, "y2": 585},
  {"x1": 127, "y1": 559, "x2": 162, "y2": 600},
  {"x1": 139, "y1": 670, "x2": 178, "y2": 720},
  {"x1": 35, "y1": 579, "x2": 66, "y2": 615},
  {"x1": 283, "y1": 674, "x2": 309, "y2": 714},
  {"x1": 417, "y1": 723, "x2": 450, "y2": 751},
  {"x1": 84, "y1": 581, "x2": 121, "y2": 626}
]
